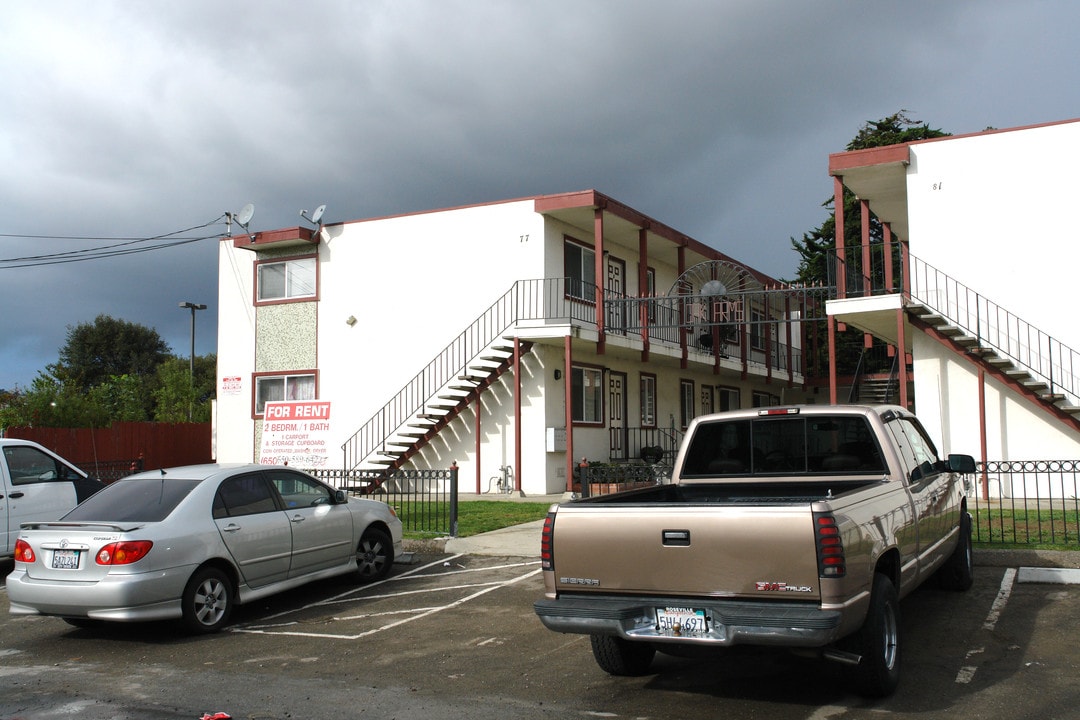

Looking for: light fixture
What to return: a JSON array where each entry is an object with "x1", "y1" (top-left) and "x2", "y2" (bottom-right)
[
  {"x1": 179, "y1": 301, "x2": 207, "y2": 421},
  {"x1": 554, "y1": 369, "x2": 562, "y2": 380},
  {"x1": 346, "y1": 315, "x2": 357, "y2": 326}
]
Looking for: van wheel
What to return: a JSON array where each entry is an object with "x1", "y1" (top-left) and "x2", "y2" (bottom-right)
[
  {"x1": 938, "y1": 512, "x2": 974, "y2": 591},
  {"x1": 849, "y1": 572, "x2": 901, "y2": 697},
  {"x1": 181, "y1": 567, "x2": 233, "y2": 634},
  {"x1": 590, "y1": 634, "x2": 655, "y2": 676}
]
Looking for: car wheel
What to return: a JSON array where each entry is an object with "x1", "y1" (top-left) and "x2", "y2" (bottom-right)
[
  {"x1": 590, "y1": 634, "x2": 655, "y2": 676},
  {"x1": 181, "y1": 567, "x2": 233, "y2": 634},
  {"x1": 849, "y1": 572, "x2": 901, "y2": 697},
  {"x1": 355, "y1": 527, "x2": 394, "y2": 582},
  {"x1": 938, "y1": 512, "x2": 974, "y2": 591}
]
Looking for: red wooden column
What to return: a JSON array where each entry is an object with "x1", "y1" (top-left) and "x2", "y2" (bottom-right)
[
  {"x1": 563, "y1": 335, "x2": 574, "y2": 493},
  {"x1": 638, "y1": 226, "x2": 650, "y2": 361},
  {"x1": 594, "y1": 207, "x2": 606, "y2": 355}
]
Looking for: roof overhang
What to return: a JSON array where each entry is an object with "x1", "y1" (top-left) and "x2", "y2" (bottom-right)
[
  {"x1": 829, "y1": 144, "x2": 911, "y2": 241},
  {"x1": 233, "y1": 226, "x2": 318, "y2": 252}
]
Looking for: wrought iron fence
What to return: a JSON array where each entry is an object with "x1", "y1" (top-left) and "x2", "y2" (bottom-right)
[
  {"x1": 971, "y1": 460, "x2": 1080, "y2": 547},
  {"x1": 309, "y1": 466, "x2": 459, "y2": 536},
  {"x1": 77, "y1": 457, "x2": 144, "y2": 484},
  {"x1": 577, "y1": 462, "x2": 671, "y2": 499}
]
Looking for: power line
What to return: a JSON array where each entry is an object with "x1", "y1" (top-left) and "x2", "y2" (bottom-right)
[{"x1": 0, "y1": 215, "x2": 227, "y2": 268}]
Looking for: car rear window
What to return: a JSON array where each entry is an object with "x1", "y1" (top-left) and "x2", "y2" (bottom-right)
[{"x1": 63, "y1": 477, "x2": 202, "y2": 522}]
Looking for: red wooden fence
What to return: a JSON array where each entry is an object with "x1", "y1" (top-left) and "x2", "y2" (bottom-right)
[{"x1": 4, "y1": 422, "x2": 213, "y2": 478}]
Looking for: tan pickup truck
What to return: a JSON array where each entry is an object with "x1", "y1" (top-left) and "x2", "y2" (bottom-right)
[{"x1": 533, "y1": 404, "x2": 976, "y2": 697}]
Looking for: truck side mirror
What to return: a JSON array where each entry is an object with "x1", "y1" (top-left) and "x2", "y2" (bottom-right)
[{"x1": 946, "y1": 454, "x2": 977, "y2": 474}]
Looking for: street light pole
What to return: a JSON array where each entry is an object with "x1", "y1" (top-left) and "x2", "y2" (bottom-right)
[{"x1": 178, "y1": 301, "x2": 207, "y2": 421}]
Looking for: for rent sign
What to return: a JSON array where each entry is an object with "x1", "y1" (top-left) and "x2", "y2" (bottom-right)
[{"x1": 259, "y1": 401, "x2": 333, "y2": 467}]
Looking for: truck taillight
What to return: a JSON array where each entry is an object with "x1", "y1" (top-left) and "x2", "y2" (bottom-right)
[
  {"x1": 540, "y1": 513, "x2": 556, "y2": 571},
  {"x1": 814, "y1": 514, "x2": 846, "y2": 578}
]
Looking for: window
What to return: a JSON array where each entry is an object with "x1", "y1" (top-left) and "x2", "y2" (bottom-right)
[
  {"x1": 564, "y1": 238, "x2": 595, "y2": 300},
  {"x1": 680, "y1": 379, "x2": 694, "y2": 428},
  {"x1": 718, "y1": 386, "x2": 740, "y2": 411},
  {"x1": 255, "y1": 373, "x2": 316, "y2": 415},
  {"x1": 3, "y1": 446, "x2": 81, "y2": 486},
  {"x1": 752, "y1": 391, "x2": 777, "y2": 408},
  {"x1": 571, "y1": 366, "x2": 604, "y2": 424},
  {"x1": 214, "y1": 474, "x2": 279, "y2": 518},
  {"x1": 266, "y1": 469, "x2": 333, "y2": 508},
  {"x1": 750, "y1": 306, "x2": 766, "y2": 351},
  {"x1": 257, "y1": 256, "x2": 316, "y2": 302},
  {"x1": 640, "y1": 374, "x2": 657, "y2": 427}
]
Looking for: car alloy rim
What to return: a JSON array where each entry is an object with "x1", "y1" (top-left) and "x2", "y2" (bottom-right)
[{"x1": 194, "y1": 577, "x2": 227, "y2": 625}]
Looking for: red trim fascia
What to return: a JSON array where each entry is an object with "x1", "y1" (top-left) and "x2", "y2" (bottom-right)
[{"x1": 233, "y1": 226, "x2": 316, "y2": 250}]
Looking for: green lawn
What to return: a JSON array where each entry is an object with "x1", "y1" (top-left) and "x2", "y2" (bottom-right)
[
  {"x1": 972, "y1": 507, "x2": 1080, "y2": 550},
  {"x1": 397, "y1": 500, "x2": 552, "y2": 539}
]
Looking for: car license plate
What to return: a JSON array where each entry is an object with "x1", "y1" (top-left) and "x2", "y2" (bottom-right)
[
  {"x1": 655, "y1": 606, "x2": 708, "y2": 635},
  {"x1": 51, "y1": 549, "x2": 81, "y2": 570}
]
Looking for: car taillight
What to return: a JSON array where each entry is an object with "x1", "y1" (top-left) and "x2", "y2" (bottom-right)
[
  {"x1": 540, "y1": 513, "x2": 556, "y2": 571},
  {"x1": 14, "y1": 539, "x2": 35, "y2": 564},
  {"x1": 814, "y1": 514, "x2": 846, "y2": 578},
  {"x1": 96, "y1": 541, "x2": 153, "y2": 566}
]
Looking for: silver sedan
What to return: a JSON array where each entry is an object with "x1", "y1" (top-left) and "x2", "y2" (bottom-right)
[{"x1": 6, "y1": 464, "x2": 403, "y2": 633}]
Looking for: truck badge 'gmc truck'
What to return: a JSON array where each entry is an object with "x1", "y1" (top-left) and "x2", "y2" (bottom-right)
[{"x1": 534, "y1": 405, "x2": 977, "y2": 697}]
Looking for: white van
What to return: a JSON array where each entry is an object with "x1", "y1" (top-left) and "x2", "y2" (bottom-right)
[{"x1": 1, "y1": 439, "x2": 105, "y2": 558}]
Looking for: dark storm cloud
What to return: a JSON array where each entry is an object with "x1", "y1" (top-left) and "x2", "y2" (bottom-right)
[{"x1": 1, "y1": 0, "x2": 1077, "y2": 388}]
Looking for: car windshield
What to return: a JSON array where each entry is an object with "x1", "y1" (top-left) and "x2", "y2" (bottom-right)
[{"x1": 63, "y1": 477, "x2": 202, "y2": 522}]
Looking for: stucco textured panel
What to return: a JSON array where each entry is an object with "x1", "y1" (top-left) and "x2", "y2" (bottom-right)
[{"x1": 256, "y1": 303, "x2": 317, "y2": 371}]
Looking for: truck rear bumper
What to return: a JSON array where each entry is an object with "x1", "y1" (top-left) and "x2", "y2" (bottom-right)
[{"x1": 534, "y1": 595, "x2": 843, "y2": 647}]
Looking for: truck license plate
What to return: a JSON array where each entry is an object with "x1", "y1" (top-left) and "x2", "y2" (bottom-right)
[
  {"x1": 656, "y1": 607, "x2": 708, "y2": 635},
  {"x1": 51, "y1": 549, "x2": 80, "y2": 570}
]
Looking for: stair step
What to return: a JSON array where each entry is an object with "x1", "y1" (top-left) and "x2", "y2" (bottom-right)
[
  {"x1": 418, "y1": 413, "x2": 445, "y2": 421},
  {"x1": 1041, "y1": 393, "x2": 1066, "y2": 403},
  {"x1": 480, "y1": 355, "x2": 511, "y2": 363},
  {"x1": 429, "y1": 404, "x2": 459, "y2": 411},
  {"x1": 450, "y1": 384, "x2": 478, "y2": 392},
  {"x1": 387, "y1": 441, "x2": 416, "y2": 448},
  {"x1": 458, "y1": 375, "x2": 487, "y2": 383}
]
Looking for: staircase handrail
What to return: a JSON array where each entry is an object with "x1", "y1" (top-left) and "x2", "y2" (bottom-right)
[
  {"x1": 342, "y1": 278, "x2": 571, "y2": 471},
  {"x1": 907, "y1": 255, "x2": 1080, "y2": 405}
]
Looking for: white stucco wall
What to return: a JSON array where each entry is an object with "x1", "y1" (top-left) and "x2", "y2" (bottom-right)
[{"x1": 907, "y1": 120, "x2": 1080, "y2": 348}]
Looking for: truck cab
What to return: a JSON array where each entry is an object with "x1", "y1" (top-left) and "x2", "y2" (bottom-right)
[{"x1": 0, "y1": 439, "x2": 104, "y2": 557}]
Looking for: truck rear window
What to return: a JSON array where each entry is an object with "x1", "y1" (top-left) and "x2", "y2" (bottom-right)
[{"x1": 681, "y1": 416, "x2": 885, "y2": 477}]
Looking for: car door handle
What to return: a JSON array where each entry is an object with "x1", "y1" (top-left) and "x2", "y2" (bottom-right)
[
  {"x1": 290, "y1": 515, "x2": 306, "y2": 523},
  {"x1": 222, "y1": 524, "x2": 241, "y2": 533},
  {"x1": 8, "y1": 492, "x2": 24, "y2": 498}
]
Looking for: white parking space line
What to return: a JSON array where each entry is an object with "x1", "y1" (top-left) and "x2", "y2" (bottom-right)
[
  {"x1": 231, "y1": 555, "x2": 542, "y2": 641},
  {"x1": 956, "y1": 568, "x2": 1017, "y2": 685}
]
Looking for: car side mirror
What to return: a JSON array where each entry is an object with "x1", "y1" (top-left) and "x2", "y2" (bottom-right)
[
  {"x1": 335, "y1": 489, "x2": 347, "y2": 503},
  {"x1": 947, "y1": 454, "x2": 977, "y2": 474}
]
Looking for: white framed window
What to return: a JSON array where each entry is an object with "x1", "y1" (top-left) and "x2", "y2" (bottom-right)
[
  {"x1": 718, "y1": 386, "x2": 740, "y2": 411},
  {"x1": 254, "y1": 372, "x2": 316, "y2": 415},
  {"x1": 680, "y1": 379, "x2": 694, "y2": 428},
  {"x1": 571, "y1": 365, "x2": 604, "y2": 425},
  {"x1": 640, "y1": 373, "x2": 656, "y2": 427},
  {"x1": 564, "y1": 238, "x2": 595, "y2": 300},
  {"x1": 257, "y1": 256, "x2": 316, "y2": 302}
]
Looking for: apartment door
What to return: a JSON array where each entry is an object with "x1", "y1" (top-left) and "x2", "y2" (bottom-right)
[
  {"x1": 609, "y1": 371, "x2": 628, "y2": 460},
  {"x1": 606, "y1": 256, "x2": 627, "y2": 335}
]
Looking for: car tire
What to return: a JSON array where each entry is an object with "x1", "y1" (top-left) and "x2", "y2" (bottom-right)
[
  {"x1": 849, "y1": 572, "x2": 901, "y2": 698},
  {"x1": 590, "y1": 634, "x2": 655, "y2": 676},
  {"x1": 355, "y1": 527, "x2": 394, "y2": 582},
  {"x1": 181, "y1": 566, "x2": 233, "y2": 634},
  {"x1": 938, "y1": 511, "x2": 974, "y2": 591}
]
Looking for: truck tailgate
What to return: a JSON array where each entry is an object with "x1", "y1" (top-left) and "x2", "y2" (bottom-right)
[{"x1": 551, "y1": 504, "x2": 822, "y2": 600}]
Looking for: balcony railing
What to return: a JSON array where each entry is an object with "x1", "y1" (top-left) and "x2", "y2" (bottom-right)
[{"x1": 828, "y1": 246, "x2": 1080, "y2": 407}]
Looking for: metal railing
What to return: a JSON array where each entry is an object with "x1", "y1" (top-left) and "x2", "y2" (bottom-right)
[
  {"x1": 310, "y1": 466, "x2": 459, "y2": 536},
  {"x1": 343, "y1": 278, "x2": 820, "y2": 471},
  {"x1": 971, "y1": 460, "x2": 1080, "y2": 547},
  {"x1": 828, "y1": 247, "x2": 1080, "y2": 407}
]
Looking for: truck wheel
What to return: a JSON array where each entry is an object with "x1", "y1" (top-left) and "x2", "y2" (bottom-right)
[
  {"x1": 938, "y1": 512, "x2": 974, "y2": 591},
  {"x1": 590, "y1": 634, "x2": 655, "y2": 676},
  {"x1": 849, "y1": 573, "x2": 900, "y2": 697}
]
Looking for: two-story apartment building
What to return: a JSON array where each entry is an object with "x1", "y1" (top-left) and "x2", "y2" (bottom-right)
[
  {"x1": 825, "y1": 117, "x2": 1080, "y2": 497},
  {"x1": 215, "y1": 190, "x2": 821, "y2": 495}
]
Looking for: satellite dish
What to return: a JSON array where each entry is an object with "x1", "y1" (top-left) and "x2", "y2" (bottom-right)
[
  {"x1": 701, "y1": 279, "x2": 727, "y2": 296},
  {"x1": 236, "y1": 203, "x2": 255, "y2": 227},
  {"x1": 310, "y1": 204, "x2": 326, "y2": 224}
]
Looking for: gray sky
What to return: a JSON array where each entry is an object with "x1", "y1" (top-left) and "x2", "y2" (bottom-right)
[{"x1": 2, "y1": 1, "x2": 1077, "y2": 390}]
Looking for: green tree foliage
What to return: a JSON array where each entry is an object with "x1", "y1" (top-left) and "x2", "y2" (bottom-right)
[
  {"x1": 153, "y1": 354, "x2": 216, "y2": 423},
  {"x1": 0, "y1": 316, "x2": 216, "y2": 429},
  {"x1": 788, "y1": 111, "x2": 950, "y2": 377}
]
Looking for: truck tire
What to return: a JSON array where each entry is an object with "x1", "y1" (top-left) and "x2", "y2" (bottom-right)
[
  {"x1": 938, "y1": 512, "x2": 974, "y2": 591},
  {"x1": 849, "y1": 572, "x2": 900, "y2": 697},
  {"x1": 590, "y1": 634, "x2": 655, "y2": 676}
]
